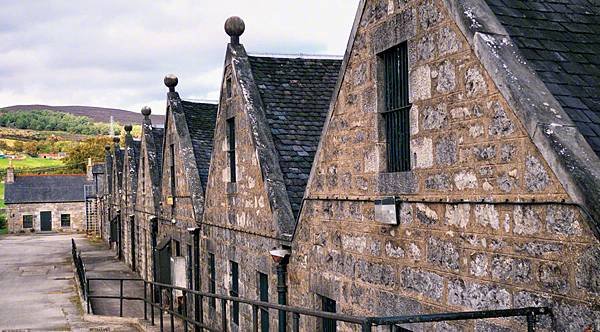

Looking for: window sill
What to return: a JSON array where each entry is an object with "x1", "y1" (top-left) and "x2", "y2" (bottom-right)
[{"x1": 377, "y1": 171, "x2": 417, "y2": 195}]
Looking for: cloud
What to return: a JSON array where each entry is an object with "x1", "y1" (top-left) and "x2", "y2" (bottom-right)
[{"x1": 0, "y1": 0, "x2": 357, "y2": 115}]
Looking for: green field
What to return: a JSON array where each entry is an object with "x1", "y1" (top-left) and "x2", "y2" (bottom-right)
[{"x1": 0, "y1": 157, "x2": 64, "y2": 169}]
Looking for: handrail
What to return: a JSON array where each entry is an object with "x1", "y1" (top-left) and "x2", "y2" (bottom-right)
[{"x1": 83, "y1": 275, "x2": 552, "y2": 332}]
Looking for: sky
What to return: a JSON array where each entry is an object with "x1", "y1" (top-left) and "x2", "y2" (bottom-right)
[{"x1": 0, "y1": 1, "x2": 358, "y2": 116}]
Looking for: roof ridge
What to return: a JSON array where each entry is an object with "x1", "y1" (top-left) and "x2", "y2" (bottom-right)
[{"x1": 247, "y1": 52, "x2": 344, "y2": 60}]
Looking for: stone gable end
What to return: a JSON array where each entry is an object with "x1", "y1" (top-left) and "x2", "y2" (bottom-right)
[{"x1": 291, "y1": 1, "x2": 600, "y2": 330}]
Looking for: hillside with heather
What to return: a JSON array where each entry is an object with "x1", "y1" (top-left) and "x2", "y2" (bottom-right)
[{"x1": 1, "y1": 104, "x2": 164, "y2": 124}]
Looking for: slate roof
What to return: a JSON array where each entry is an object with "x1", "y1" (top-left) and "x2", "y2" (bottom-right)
[
  {"x1": 180, "y1": 100, "x2": 218, "y2": 188},
  {"x1": 152, "y1": 127, "x2": 165, "y2": 177},
  {"x1": 247, "y1": 56, "x2": 342, "y2": 218},
  {"x1": 5, "y1": 174, "x2": 91, "y2": 204},
  {"x1": 485, "y1": 0, "x2": 600, "y2": 156}
]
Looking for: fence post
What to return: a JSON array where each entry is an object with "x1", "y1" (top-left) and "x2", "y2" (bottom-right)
[
  {"x1": 170, "y1": 288, "x2": 175, "y2": 332},
  {"x1": 252, "y1": 304, "x2": 259, "y2": 332},
  {"x1": 527, "y1": 312, "x2": 536, "y2": 332},
  {"x1": 119, "y1": 279, "x2": 124, "y2": 317},
  {"x1": 183, "y1": 289, "x2": 188, "y2": 332},
  {"x1": 144, "y1": 281, "x2": 148, "y2": 321},
  {"x1": 362, "y1": 320, "x2": 372, "y2": 332},
  {"x1": 86, "y1": 279, "x2": 90, "y2": 314},
  {"x1": 221, "y1": 298, "x2": 227, "y2": 332},
  {"x1": 151, "y1": 283, "x2": 155, "y2": 326},
  {"x1": 292, "y1": 312, "x2": 299, "y2": 332},
  {"x1": 159, "y1": 285, "x2": 164, "y2": 331}
]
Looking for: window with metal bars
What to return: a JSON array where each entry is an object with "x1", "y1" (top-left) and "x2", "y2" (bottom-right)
[
  {"x1": 169, "y1": 143, "x2": 176, "y2": 208},
  {"x1": 230, "y1": 261, "x2": 239, "y2": 325},
  {"x1": 381, "y1": 42, "x2": 411, "y2": 172},
  {"x1": 208, "y1": 252, "x2": 216, "y2": 309},
  {"x1": 227, "y1": 118, "x2": 236, "y2": 182}
]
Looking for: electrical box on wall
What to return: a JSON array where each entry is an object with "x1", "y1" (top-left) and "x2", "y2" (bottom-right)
[
  {"x1": 166, "y1": 196, "x2": 174, "y2": 205},
  {"x1": 374, "y1": 196, "x2": 398, "y2": 225}
]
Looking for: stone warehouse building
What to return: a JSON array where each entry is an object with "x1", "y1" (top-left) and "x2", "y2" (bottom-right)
[
  {"x1": 155, "y1": 77, "x2": 217, "y2": 295},
  {"x1": 289, "y1": 0, "x2": 600, "y2": 331},
  {"x1": 97, "y1": 1, "x2": 600, "y2": 331},
  {"x1": 121, "y1": 125, "x2": 141, "y2": 270},
  {"x1": 5, "y1": 163, "x2": 95, "y2": 233},
  {"x1": 134, "y1": 106, "x2": 164, "y2": 282},
  {"x1": 198, "y1": 18, "x2": 341, "y2": 330}
]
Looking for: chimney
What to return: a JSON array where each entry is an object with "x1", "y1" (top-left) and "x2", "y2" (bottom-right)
[
  {"x1": 6, "y1": 159, "x2": 14, "y2": 183},
  {"x1": 86, "y1": 158, "x2": 93, "y2": 181}
]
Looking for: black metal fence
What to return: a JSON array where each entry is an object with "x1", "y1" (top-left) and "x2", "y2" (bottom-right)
[
  {"x1": 71, "y1": 238, "x2": 87, "y2": 299},
  {"x1": 72, "y1": 239, "x2": 552, "y2": 331}
]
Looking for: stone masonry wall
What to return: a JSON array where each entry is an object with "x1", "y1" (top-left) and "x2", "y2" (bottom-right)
[
  {"x1": 290, "y1": 0, "x2": 600, "y2": 331},
  {"x1": 157, "y1": 105, "x2": 198, "y2": 283},
  {"x1": 201, "y1": 63, "x2": 283, "y2": 331},
  {"x1": 134, "y1": 135, "x2": 157, "y2": 281},
  {"x1": 122, "y1": 144, "x2": 136, "y2": 268},
  {"x1": 7, "y1": 201, "x2": 85, "y2": 233}
]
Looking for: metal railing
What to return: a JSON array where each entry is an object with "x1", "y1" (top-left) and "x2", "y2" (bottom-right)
[
  {"x1": 73, "y1": 239, "x2": 553, "y2": 331},
  {"x1": 71, "y1": 239, "x2": 87, "y2": 299}
]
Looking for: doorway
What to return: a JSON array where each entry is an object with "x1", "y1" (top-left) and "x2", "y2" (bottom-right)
[{"x1": 40, "y1": 211, "x2": 52, "y2": 231}]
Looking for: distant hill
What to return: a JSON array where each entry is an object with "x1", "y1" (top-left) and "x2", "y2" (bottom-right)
[{"x1": 1, "y1": 104, "x2": 164, "y2": 125}]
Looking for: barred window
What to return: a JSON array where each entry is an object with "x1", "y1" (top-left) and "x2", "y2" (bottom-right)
[
  {"x1": 227, "y1": 117, "x2": 236, "y2": 182},
  {"x1": 23, "y1": 215, "x2": 33, "y2": 228},
  {"x1": 381, "y1": 42, "x2": 411, "y2": 172}
]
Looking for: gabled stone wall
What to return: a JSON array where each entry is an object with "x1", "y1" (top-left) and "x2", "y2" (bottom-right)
[
  {"x1": 290, "y1": 0, "x2": 600, "y2": 330},
  {"x1": 200, "y1": 54, "x2": 284, "y2": 331},
  {"x1": 134, "y1": 125, "x2": 159, "y2": 281}
]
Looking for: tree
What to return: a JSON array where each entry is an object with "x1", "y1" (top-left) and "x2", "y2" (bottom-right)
[
  {"x1": 23, "y1": 141, "x2": 39, "y2": 157},
  {"x1": 63, "y1": 136, "x2": 112, "y2": 172},
  {"x1": 12, "y1": 141, "x2": 24, "y2": 152}
]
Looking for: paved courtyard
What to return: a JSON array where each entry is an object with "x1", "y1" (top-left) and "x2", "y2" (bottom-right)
[{"x1": 0, "y1": 233, "x2": 138, "y2": 331}]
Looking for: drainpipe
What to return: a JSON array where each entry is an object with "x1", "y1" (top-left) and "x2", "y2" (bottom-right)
[
  {"x1": 270, "y1": 248, "x2": 291, "y2": 332},
  {"x1": 188, "y1": 227, "x2": 201, "y2": 332}
]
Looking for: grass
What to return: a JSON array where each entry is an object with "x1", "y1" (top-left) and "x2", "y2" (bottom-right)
[{"x1": 0, "y1": 157, "x2": 64, "y2": 169}]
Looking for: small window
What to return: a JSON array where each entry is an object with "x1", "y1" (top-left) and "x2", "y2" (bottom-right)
[
  {"x1": 258, "y1": 272, "x2": 269, "y2": 332},
  {"x1": 230, "y1": 261, "x2": 239, "y2": 325},
  {"x1": 381, "y1": 42, "x2": 411, "y2": 172},
  {"x1": 23, "y1": 215, "x2": 33, "y2": 228},
  {"x1": 227, "y1": 118, "x2": 236, "y2": 183},
  {"x1": 60, "y1": 214, "x2": 71, "y2": 228},
  {"x1": 321, "y1": 296, "x2": 337, "y2": 332},
  {"x1": 169, "y1": 144, "x2": 176, "y2": 197},
  {"x1": 226, "y1": 77, "x2": 233, "y2": 99},
  {"x1": 208, "y1": 252, "x2": 216, "y2": 309}
]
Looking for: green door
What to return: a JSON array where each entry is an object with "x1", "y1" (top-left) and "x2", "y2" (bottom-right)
[{"x1": 40, "y1": 211, "x2": 52, "y2": 231}]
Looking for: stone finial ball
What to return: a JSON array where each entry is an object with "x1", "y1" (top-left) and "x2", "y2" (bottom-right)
[
  {"x1": 224, "y1": 16, "x2": 245, "y2": 37},
  {"x1": 113, "y1": 136, "x2": 120, "y2": 143},
  {"x1": 164, "y1": 74, "x2": 178, "y2": 88},
  {"x1": 104, "y1": 144, "x2": 111, "y2": 151},
  {"x1": 141, "y1": 106, "x2": 151, "y2": 117},
  {"x1": 124, "y1": 124, "x2": 133, "y2": 133}
]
